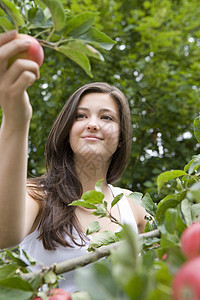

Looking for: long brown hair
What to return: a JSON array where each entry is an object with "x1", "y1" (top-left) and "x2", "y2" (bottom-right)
[{"x1": 28, "y1": 82, "x2": 132, "y2": 250}]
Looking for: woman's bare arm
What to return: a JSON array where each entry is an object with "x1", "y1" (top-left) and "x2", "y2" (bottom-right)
[{"x1": 0, "y1": 31, "x2": 40, "y2": 248}]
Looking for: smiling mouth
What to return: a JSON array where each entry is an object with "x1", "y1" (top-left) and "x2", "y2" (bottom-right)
[{"x1": 82, "y1": 136, "x2": 102, "y2": 141}]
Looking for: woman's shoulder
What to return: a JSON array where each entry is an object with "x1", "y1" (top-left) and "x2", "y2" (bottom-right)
[{"x1": 119, "y1": 187, "x2": 147, "y2": 233}]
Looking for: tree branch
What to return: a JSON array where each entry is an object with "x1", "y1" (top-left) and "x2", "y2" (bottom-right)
[{"x1": 21, "y1": 229, "x2": 160, "y2": 281}]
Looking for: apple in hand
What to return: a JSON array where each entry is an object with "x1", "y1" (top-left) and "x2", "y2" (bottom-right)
[
  {"x1": 180, "y1": 222, "x2": 200, "y2": 260},
  {"x1": 34, "y1": 288, "x2": 72, "y2": 300},
  {"x1": 8, "y1": 34, "x2": 44, "y2": 67}
]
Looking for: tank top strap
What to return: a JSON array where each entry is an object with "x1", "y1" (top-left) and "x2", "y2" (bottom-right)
[{"x1": 108, "y1": 184, "x2": 138, "y2": 234}]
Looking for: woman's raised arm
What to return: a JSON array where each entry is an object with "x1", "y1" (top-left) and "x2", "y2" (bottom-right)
[{"x1": 0, "y1": 31, "x2": 40, "y2": 249}]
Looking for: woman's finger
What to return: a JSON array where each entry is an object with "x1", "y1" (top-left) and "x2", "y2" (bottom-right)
[
  {"x1": 0, "y1": 30, "x2": 17, "y2": 46},
  {"x1": 0, "y1": 37, "x2": 32, "y2": 73},
  {"x1": 12, "y1": 70, "x2": 37, "y2": 94},
  {"x1": 3, "y1": 59, "x2": 40, "y2": 85}
]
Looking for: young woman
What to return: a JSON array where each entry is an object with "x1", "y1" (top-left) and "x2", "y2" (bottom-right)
[{"x1": 0, "y1": 31, "x2": 147, "y2": 293}]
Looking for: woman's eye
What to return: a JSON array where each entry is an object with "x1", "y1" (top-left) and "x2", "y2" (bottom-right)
[
  {"x1": 101, "y1": 115, "x2": 113, "y2": 121},
  {"x1": 76, "y1": 113, "x2": 86, "y2": 119}
]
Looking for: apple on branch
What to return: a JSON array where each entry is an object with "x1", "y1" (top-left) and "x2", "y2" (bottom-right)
[{"x1": 8, "y1": 33, "x2": 44, "y2": 67}]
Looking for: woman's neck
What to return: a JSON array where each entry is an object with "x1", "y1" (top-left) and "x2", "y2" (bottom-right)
[{"x1": 74, "y1": 156, "x2": 110, "y2": 193}]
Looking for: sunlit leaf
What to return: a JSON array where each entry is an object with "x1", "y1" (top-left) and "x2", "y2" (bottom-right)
[
  {"x1": 156, "y1": 194, "x2": 180, "y2": 223},
  {"x1": 0, "y1": 277, "x2": 33, "y2": 291},
  {"x1": 0, "y1": 0, "x2": 24, "y2": 27},
  {"x1": 95, "y1": 179, "x2": 103, "y2": 192},
  {"x1": 194, "y1": 115, "x2": 200, "y2": 143},
  {"x1": 157, "y1": 170, "x2": 187, "y2": 192},
  {"x1": 77, "y1": 27, "x2": 116, "y2": 50},
  {"x1": 0, "y1": 15, "x2": 14, "y2": 30},
  {"x1": 69, "y1": 200, "x2": 96, "y2": 209},
  {"x1": 86, "y1": 221, "x2": 101, "y2": 235},
  {"x1": 40, "y1": 0, "x2": 65, "y2": 31},
  {"x1": 92, "y1": 203, "x2": 107, "y2": 217},
  {"x1": 111, "y1": 193, "x2": 123, "y2": 208},
  {"x1": 65, "y1": 12, "x2": 98, "y2": 36},
  {"x1": 81, "y1": 190, "x2": 104, "y2": 204},
  {"x1": 88, "y1": 230, "x2": 119, "y2": 251},
  {"x1": 58, "y1": 45, "x2": 93, "y2": 77}
]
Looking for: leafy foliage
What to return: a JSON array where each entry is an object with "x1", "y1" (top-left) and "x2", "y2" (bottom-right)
[{"x1": 0, "y1": 0, "x2": 115, "y2": 76}]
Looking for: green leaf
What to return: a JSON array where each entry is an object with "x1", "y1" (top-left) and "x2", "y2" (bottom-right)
[
  {"x1": 69, "y1": 200, "x2": 96, "y2": 209},
  {"x1": 77, "y1": 27, "x2": 116, "y2": 50},
  {"x1": 187, "y1": 181, "x2": 200, "y2": 202},
  {"x1": 176, "y1": 208, "x2": 187, "y2": 235},
  {"x1": 81, "y1": 190, "x2": 104, "y2": 204},
  {"x1": 40, "y1": 0, "x2": 65, "y2": 31},
  {"x1": 0, "y1": 15, "x2": 15, "y2": 30},
  {"x1": 111, "y1": 193, "x2": 123, "y2": 208},
  {"x1": 129, "y1": 192, "x2": 157, "y2": 216},
  {"x1": 95, "y1": 179, "x2": 103, "y2": 192},
  {"x1": 0, "y1": 264, "x2": 18, "y2": 280},
  {"x1": 0, "y1": 287, "x2": 33, "y2": 300},
  {"x1": 142, "y1": 237, "x2": 160, "y2": 247},
  {"x1": 129, "y1": 192, "x2": 143, "y2": 203},
  {"x1": 181, "y1": 199, "x2": 192, "y2": 226},
  {"x1": 92, "y1": 203, "x2": 107, "y2": 217},
  {"x1": 160, "y1": 232, "x2": 180, "y2": 248},
  {"x1": 0, "y1": 0, "x2": 24, "y2": 27},
  {"x1": 86, "y1": 221, "x2": 101, "y2": 235},
  {"x1": 184, "y1": 155, "x2": 200, "y2": 174},
  {"x1": 71, "y1": 291, "x2": 92, "y2": 300},
  {"x1": 141, "y1": 193, "x2": 157, "y2": 216},
  {"x1": 44, "y1": 270, "x2": 57, "y2": 284},
  {"x1": 111, "y1": 225, "x2": 139, "y2": 288},
  {"x1": 28, "y1": 7, "x2": 45, "y2": 26},
  {"x1": 141, "y1": 250, "x2": 156, "y2": 269},
  {"x1": 62, "y1": 40, "x2": 104, "y2": 61},
  {"x1": 6, "y1": 250, "x2": 27, "y2": 267},
  {"x1": 75, "y1": 260, "x2": 125, "y2": 300},
  {"x1": 22, "y1": 250, "x2": 36, "y2": 266},
  {"x1": 0, "y1": 277, "x2": 33, "y2": 291},
  {"x1": 156, "y1": 194, "x2": 180, "y2": 223},
  {"x1": 65, "y1": 12, "x2": 98, "y2": 36},
  {"x1": 194, "y1": 115, "x2": 200, "y2": 143},
  {"x1": 164, "y1": 208, "x2": 177, "y2": 234},
  {"x1": 125, "y1": 273, "x2": 150, "y2": 300},
  {"x1": 191, "y1": 203, "x2": 200, "y2": 222},
  {"x1": 88, "y1": 230, "x2": 119, "y2": 251},
  {"x1": 58, "y1": 45, "x2": 93, "y2": 77},
  {"x1": 157, "y1": 170, "x2": 187, "y2": 192}
]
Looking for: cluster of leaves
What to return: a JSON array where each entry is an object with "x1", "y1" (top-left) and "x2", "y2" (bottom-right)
[{"x1": 0, "y1": 0, "x2": 115, "y2": 77}]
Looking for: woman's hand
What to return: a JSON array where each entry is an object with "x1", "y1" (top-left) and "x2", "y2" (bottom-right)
[{"x1": 0, "y1": 30, "x2": 40, "y2": 129}]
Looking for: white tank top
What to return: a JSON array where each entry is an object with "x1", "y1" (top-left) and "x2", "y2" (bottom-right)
[{"x1": 20, "y1": 185, "x2": 138, "y2": 293}]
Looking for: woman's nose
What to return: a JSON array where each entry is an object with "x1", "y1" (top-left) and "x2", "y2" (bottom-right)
[{"x1": 86, "y1": 120, "x2": 99, "y2": 131}]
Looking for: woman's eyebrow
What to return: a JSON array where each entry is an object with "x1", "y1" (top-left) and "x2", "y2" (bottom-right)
[
  {"x1": 99, "y1": 108, "x2": 117, "y2": 115},
  {"x1": 77, "y1": 107, "x2": 89, "y2": 111},
  {"x1": 77, "y1": 107, "x2": 118, "y2": 117}
]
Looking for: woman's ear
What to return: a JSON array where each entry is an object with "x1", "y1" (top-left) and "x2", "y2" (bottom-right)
[{"x1": 118, "y1": 139, "x2": 122, "y2": 148}]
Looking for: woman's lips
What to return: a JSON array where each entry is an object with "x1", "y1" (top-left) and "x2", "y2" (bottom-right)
[{"x1": 82, "y1": 135, "x2": 102, "y2": 141}]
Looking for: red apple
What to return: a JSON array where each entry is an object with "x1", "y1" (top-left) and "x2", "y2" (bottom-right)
[
  {"x1": 172, "y1": 257, "x2": 200, "y2": 300},
  {"x1": 33, "y1": 288, "x2": 71, "y2": 300},
  {"x1": 180, "y1": 222, "x2": 200, "y2": 260},
  {"x1": 9, "y1": 34, "x2": 44, "y2": 67}
]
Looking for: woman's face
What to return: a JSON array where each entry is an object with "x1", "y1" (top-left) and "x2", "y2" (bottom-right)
[{"x1": 69, "y1": 93, "x2": 120, "y2": 166}]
